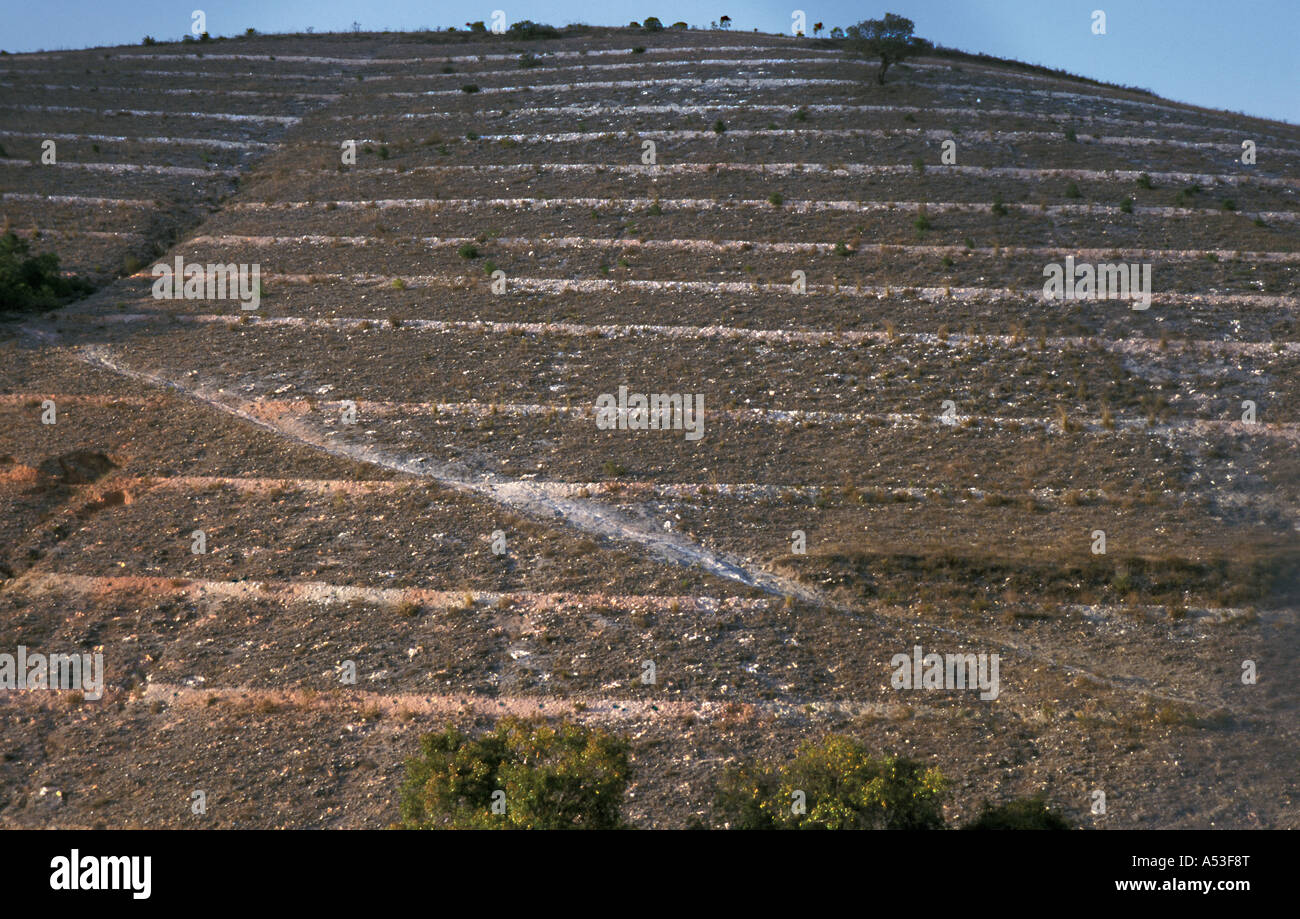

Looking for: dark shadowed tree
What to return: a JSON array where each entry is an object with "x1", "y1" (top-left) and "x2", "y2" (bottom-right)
[{"x1": 845, "y1": 13, "x2": 928, "y2": 84}]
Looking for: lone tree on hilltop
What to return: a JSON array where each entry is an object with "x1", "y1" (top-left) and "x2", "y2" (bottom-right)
[{"x1": 846, "y1": 13, "x2": 930, "y2": 84}]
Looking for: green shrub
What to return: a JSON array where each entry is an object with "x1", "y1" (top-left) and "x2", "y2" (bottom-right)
[
  {"x1": 914, "y1": 213, "x2": 932, "y2": 232},
  {"x1": 458, "y1": 243, "x2": 480, "y2": 259},
  {"x1": 396, "y1": 718, "x2": 631, "y2": 829},
  {"x1": 991, "y1": 195, "x2": 1008, "y2": 217},
  {"x1": 632, "y1": 46, "x2": 646, "y2": 54},
  {"x1": 1120, "y1": 197, "x2": 1133, "y2": 213},
  {"x1": 768, "y1": 192, "x2": 783, "y2": 206},
  {"x1": 461, "y1": 84, "x2": 479, "y2": 93},
  {"x1": 713, "y1": 119, "x2": 726, "y2": 133},
  {"x1": 1136, "y1": 172, "x2": 1154, "y2": 189},
  {"x1": 963, "y1": 794, "x2": 1072, "y2": 829},
  {"x1": 0, "y1": 232, "x2": 94, "y2": 313},
  {"x1": 711, "y1": 735, "x2": 946, "y2": 829},
  {"x1": 642, "y1": 17, "x2": 664, "y2": 32},
  {"x1": 1064, "y1": 181, "x2": 1081, "y2": 199},
  {"x1": 506, "y1": 20, "x2": 560, "y2": 40}
]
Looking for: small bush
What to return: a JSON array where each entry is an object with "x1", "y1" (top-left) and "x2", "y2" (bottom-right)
[
  {"x1": 1064, "y1": 181, "x2": 1081, "y2": 199},
  {"x1": 396, "y1": 718, "x2": 631, "y2": 829},
  {"x1": 1120, "y1": 197, "x2": 1134, "y2": 214},
  {"x1": 713, "y1": 119, "x2": 726, "y2": 133},
  {"x1": 834, "y1": 241, "x2": 851, "y2": 256},
  {"x1": 458, "y1": 243, "x2": 480, "y2": 259},
  {"x1": 642, "y1": 17, "x2": 664, "y2": 32},
  {"x1": 964, "y1": 794, "x2": 1072, "y2": 829},
  {"x1": 461, "y1": 84, "x2": 479, "y2": 94},
  {"x1": 914, "y1": 213, "x2": 932, "y2": 232},
  {"x1": 0, "y1": 232, "x2": 95, "y2": 313},
  {"x1": 1064, "y1": 126, "x2": 1077, "y2": 142},
  {"x1": 768, "y1": 192, "x2": 783, "y2": 206},
  {"x1": 1221, "y1": 198, "x2": 1237, "y2": 211},
  {"x1": 991, "y1": 195, "x2": 1008, "y2": 217},
  {"x1": 711, "y1": 735, "x2": 946, "y2": 829},
  {"x1": 1136, "y1": 172, "x2": 1154, "y2": 189},
  {"x1": 506, "y1": 20, "x2": 560, "y2": 39},
  {"x1": 141, "y1": 36, "x2": 157, "y2": 46},
  {"x1": 632, "y1": 46, "x2": 646, "y2": 54}
]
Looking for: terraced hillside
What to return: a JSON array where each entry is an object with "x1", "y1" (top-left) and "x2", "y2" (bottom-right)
[{"x1": 1, "y1": 27, "x2": 1297, "y2": 829}]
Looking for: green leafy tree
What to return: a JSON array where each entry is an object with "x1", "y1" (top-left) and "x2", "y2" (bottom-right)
[
  {"x1": 711, "y1": 735, "x2": 947, "y2": 829},
  {"x1": 845, "y1": 13, "x2": 928, "y2": 84},
  {"x1": 397, "y1": 718, "x2": 631, "y2": 829},
  {"x1": 642, "y1": 17, "x2": 664, "y2": 32}
]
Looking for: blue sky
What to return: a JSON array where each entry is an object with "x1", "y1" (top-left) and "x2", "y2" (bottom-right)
[{"x1": 3, "y1": 1, "x2": 1296, "y2": 123}]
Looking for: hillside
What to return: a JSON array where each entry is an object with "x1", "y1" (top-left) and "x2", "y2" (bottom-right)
[{"x1": 0, "y1": 26, "x2": 1297, "y2": 829}]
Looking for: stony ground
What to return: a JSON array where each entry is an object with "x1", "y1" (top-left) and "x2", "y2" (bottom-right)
[{"x1": 0, "y1": 27, "x2": 1297, "y2": 829}]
